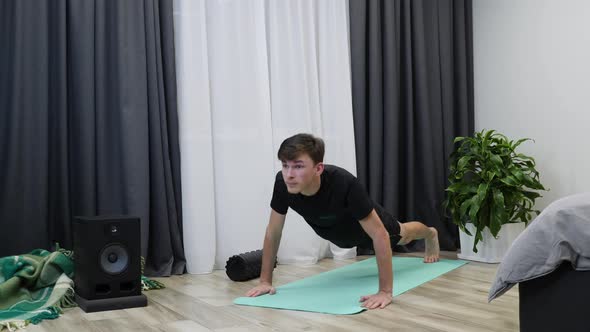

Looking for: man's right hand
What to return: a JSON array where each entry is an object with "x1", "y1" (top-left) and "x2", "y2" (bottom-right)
[{"x1": 246, "y1": 282, "x2": 276, "y2": 297}]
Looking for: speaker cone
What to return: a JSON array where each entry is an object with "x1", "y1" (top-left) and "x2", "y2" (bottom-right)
[{"x1": 99, "y1": 244, "x2": 129, "y2": 275}]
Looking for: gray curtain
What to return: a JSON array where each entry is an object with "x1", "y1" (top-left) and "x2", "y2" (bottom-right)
[
  {"x1": 349, "y1": 0, "x2": 474, "y2": 251},
  {"x1": 0, "y1": 0, "x2": 185, "y2": 276}
]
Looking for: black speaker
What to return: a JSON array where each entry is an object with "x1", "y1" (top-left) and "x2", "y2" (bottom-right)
[{"x1": 73, "y1": 215, "x2": 147, "y2": 312}]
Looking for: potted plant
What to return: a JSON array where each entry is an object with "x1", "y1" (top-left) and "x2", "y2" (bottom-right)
[{"x1": 443, "y1": 129, "x2": 547, "y2": 262}]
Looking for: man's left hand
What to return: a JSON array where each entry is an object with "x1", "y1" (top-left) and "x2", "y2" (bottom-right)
[{"x1": 359, "y1": 291, "x2": 393, "y2": 309}]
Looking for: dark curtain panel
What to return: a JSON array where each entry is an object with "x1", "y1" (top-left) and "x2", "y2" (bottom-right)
[
  {"x1": 0, "y1": 0, "x2": 185, "y2": 276},
  {"x1": 349, "y1": 0, "x2": 474, "y2": 251}
]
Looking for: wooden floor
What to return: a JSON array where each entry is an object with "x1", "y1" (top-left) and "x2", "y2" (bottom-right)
[{"x1": 27, "y1": 251, "x2": 519, "y2": 332}]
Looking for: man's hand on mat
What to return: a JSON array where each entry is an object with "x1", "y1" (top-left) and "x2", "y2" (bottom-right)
[
  {"x1": 246, "y1": 282, "x2": 276, "y2": 297},
  {"x1": 359, "y1": 291, "x2": 393, "y2": 309}
]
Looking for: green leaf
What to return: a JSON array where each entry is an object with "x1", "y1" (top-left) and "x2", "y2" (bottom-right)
[
  {"x1": 461, "y1": 223, "x2": 473, "y2": 236},
  {"x1": 523, "y1": 173, "x2": 545, "y2": 190},
  {"x1": 501, "y1": 176, "x2": 519, "y2": 186},
  {"x1": 448, "y1": 182, "x2": 477, "y2": 194},
  {"x1": 515, "y1": 153, "x2": 534, "y2": 162},
  {"x1": 490, "y1": 154, "x2": 503, "y2": 167},
  {"x1": 459, "y1": 196, "x2": 476, "y2": 217},
  {"x1": 512, "y1": 138, "x2": 531, "y2": 150},
  {"x1": 485, "y1": 171, "x2": 496, "y2": 182},
  {"x1": 476, "y1": 183, "x2": 489, "y2": 201},
  {"x1": 521, "y1": 173, "x2": 538, "y2": 188},
  {"x1": 469, "y1": 183, "x2": 488, "y2": 225},
  {"x1": 457, "y1": 156, "x2": 472, "y2": 170},
  {"x1": 460, "y1": 197, "x2": 473, "y2": 218},
  {"x1": 483, "y1": 129, "x2": 495, "y2": 143},
  {"x1": 490, "y1": 189, "x2": 507, "y2": 237},
  {"x1": 472, "y1": 220, "x2": 486, "y2": 253}
]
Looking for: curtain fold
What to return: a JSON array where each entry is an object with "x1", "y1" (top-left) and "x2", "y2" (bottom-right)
[
  {"x1": 0, "y1": 0, "x2": 185, "y2": 276},
  {"x1": 349, "y1": 0, "x2": 475, "y2": 251}
]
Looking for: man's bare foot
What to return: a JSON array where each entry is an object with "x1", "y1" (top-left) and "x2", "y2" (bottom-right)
[{"x1": 424, "y1": 227, "x2": 440, "y2": 263}]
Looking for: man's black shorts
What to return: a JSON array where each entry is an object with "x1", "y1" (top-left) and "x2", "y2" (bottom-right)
[
  {"x1": 381, "y1": 212, "x2": 402, "y2": 246},
  {"x1": 359, "y1": 209, "x2": 402, "y2": 249}
]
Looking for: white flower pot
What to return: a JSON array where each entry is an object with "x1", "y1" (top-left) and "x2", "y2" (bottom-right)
[{"x1": 457, "y1": 222, "x2": 525, "y2": 263}]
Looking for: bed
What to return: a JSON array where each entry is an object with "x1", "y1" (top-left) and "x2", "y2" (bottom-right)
[{"x1": 488, "y1": 192, "x2": 590, "y2": 332}]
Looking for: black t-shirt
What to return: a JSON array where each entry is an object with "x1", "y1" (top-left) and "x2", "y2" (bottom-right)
[{"x1": 270, "y1": 164, "x2": 398, "y2": 248}]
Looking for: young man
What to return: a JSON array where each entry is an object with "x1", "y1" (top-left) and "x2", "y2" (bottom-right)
[{"x1": 246, "y1": 133, "x2": 440, "y2": 309}]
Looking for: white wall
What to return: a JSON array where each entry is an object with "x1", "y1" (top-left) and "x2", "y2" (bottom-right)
[{"x1": 473, "y1": 0, "x2": 590, "y2": 210}]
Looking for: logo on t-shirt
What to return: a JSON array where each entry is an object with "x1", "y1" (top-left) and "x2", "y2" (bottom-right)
[{"x1": 312, "y1": 215, "x2": 338, "y2": 227}]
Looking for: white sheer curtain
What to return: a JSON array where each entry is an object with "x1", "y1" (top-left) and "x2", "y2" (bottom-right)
[{"x1": 174, "y1": 0, "x2": 357, "y2": 274}]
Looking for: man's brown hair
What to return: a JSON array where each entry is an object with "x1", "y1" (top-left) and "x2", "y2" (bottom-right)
[{"x1": 277, "y1": 133, "x2": 325, "y2": 164}]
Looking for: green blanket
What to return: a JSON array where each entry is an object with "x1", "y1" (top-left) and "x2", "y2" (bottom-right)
[
  {"x1": 235, "y1": 257, "x2": 468, "y2": 314},
  {"x1": 0, "y1": 249, "x2": 75, "y2": 331},
  {"x1": 0, "y1": 249, "x2": 165, "y2": 331}
]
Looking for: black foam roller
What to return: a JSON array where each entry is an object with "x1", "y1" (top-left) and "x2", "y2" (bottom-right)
[{"x1": 225, "y1": 249, "x2": 277, "y2": 282}]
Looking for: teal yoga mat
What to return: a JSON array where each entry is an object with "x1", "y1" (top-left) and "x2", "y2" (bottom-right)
[{"x1": 234, "y1": 256, "x2": 467, "y2": 314}]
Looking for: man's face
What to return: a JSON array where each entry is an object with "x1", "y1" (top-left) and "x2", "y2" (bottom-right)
[{"x1": 281, "y1": 154, "x2": 321, "y2": 194}]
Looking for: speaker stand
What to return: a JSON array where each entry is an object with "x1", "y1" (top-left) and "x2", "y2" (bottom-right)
[{"x1": 75, "y1": 294, "x2": 147, "y2": 313}]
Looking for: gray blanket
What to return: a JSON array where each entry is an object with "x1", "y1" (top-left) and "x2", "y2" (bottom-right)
[{"x1": 488, "y1": 192, "x2": 590, "y2": 302}]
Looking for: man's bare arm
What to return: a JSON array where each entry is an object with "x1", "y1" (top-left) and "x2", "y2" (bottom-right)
[
  {"x1": 246, "y1": 209, "x2": 286, "y2": 297},
  {"x1": 358, "y1": 209, "x2": 393, "y2": 309}
]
